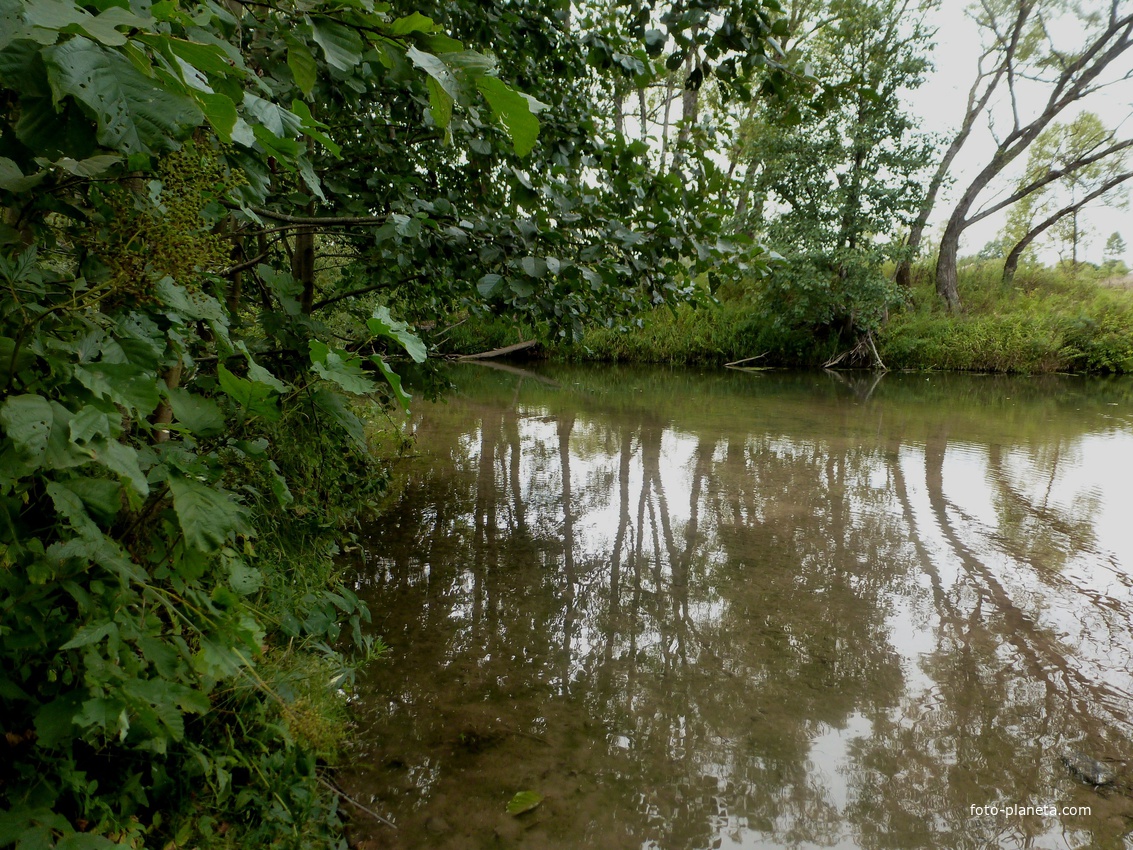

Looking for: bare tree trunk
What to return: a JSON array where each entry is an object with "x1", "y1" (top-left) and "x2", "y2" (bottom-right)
[
  {"x1": 637, "y1": 86, "x2": 648, "y2": 142},
  {"x1": 658, "y1": 74, "x2": 674, "y2": 171},
  {"x1": 150, "y1": 360, "x2": 183, "y2": 443},
  {"x1": 894, "y1": 12, "x2": 1018, "y2": 288},
  {"x1": 935, "y1": 214, "x2": 964, "y2": 312}
]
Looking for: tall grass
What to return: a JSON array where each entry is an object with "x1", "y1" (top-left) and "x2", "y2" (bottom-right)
[{"x1": 435, "y1": 261, "x2": 1133, "y2": 374}]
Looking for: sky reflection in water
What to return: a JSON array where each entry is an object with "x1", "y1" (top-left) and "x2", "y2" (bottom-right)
[{"x1": 344, "y1": 366, "x2": 1133, "y2": 850}]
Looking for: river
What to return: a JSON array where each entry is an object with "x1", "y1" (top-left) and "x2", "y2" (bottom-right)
[{"x1": 341, "y1": 364, "x2": 1133, "y2": 850}]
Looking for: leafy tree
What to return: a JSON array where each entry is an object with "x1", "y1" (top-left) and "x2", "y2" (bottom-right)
[
  {"x1": 932, "y1": 1, "x2": 1133, "y2": 310},
  {"x1": 1106, "y1": 230, "x2": 1128, "y2": 260},
  {"x1": 726, "y1": 0, "x2": 936, "y2": 361},
  {"x1": 0, "y1": 0, "x2": 797, "y2": 843},
  {"x1": 1000, "y1": 113, "x2": 1132, "y2": 282}
]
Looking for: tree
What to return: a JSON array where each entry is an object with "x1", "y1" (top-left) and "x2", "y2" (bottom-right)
[
  {"x1": 1000, "y1": 113, "x2": 1132, "y2": 283},
  {"x1": 933, "y1": 1, "x2": 1133, "y2": 310},
  {"x1": 726, "y1": 0, "x2": 936, "y2": 359},
  {"x1": 1106, "y1": 230, "x2": 1128, "y2": 260}
]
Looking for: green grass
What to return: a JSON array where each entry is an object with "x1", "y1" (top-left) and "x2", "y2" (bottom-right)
[
  {"x1": 438, "y1": 261, "x2": 1133, "y2": 374},
  {"x1": 879, "y1": 260, "x2": 1133, "y2": 373}
]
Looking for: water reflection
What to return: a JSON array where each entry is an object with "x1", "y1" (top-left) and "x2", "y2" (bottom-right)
[{"x1": 344, "y1": 366, "x2": 1133, "y2": 850}]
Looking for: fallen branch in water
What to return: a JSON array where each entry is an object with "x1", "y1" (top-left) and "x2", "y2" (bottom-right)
[
  {"x1": 317, "y1": 775, "x2": 398, "y2": 830},
  {"x1": 724, "y1": 353, "x2": 768, "y2": 368},
  {"x1": 457, "y1": 339, "x2": 539, "y2": 360}
]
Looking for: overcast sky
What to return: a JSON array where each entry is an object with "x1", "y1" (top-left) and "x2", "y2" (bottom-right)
[{"x1": 909, "y1": 3, "x2": 1133, "y2": 265}]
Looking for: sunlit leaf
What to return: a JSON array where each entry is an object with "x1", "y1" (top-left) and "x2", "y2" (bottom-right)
[{"x1": 506, "y1": 791, "x2": 543, "y2": 816}]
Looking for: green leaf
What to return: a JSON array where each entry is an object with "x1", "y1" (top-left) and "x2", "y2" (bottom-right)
[
  {"x1": 195, "y1": 91, "x2": 238, "y2": 142},
  {"x1": 59, "y1": 477, "x2": 122, "y2": 523},
  {"x1": 74, "y1": 362, "x2": 161, "y2": 417},
  {"x1": 311, "y1": 18, "x2": 363, "y2": 73},
  {"x1": 0, "y1": 157, "x2": 46, "y2": 191},
  {"x1": 426, "y1": 76, "x2": 453, "y2": 129},
  {"x1": 475, "y1": 77, "x2": 544, "y2": 157},
  {"x1": 520, "y1": 256, "x2": 547, "y2": 278},
  {"x1": 291, "y1": 99, "x2": 341, "y2": 156},
  {"x1": 46, "y1": 480, "x2": 100, "y2": 536},
  {"x1": 366, "y1": 305, "x2": 427, "y2": 362},
  {"x1": 477, "y1": 273, "x2": 501, "y2": 297},
  {"x1": 68, "y1": 405, "x2": 111, "y2": 447},
  {"x1": 95, "y1": 439, "x2": 149, "y2": 497},
  {"x1": 169, "y1": 474, "x2": 245, "y2": 552},
  {"x1": 45, "y1": 153, "x2": 122, "y2": 177},
  {"x1": 56, "y1": 829, "x2": 120, "y2": 849},
  {"x1": 44, "y1": 37, "x2": 203, "y2": 155},
  {"x1": 406, "y1": 46, "x2": 459, "y2": 102},
  {"x1": 217, "y1": 364, "x2": 280, "y2": 421},
  {"x1": 59, "y1": 620, "x2": 117, "y2": 650},
  {"x1": 168, "y1": 387, "x2": 224, "y2": 436},
  {"x1": 256, "y1": 264, "x2": 302, "y2": 317},
  {"x1": 506, "y1": 791, "x2": 544, "y2": 815},
  {"x1": 227, "y1": 557, "x2": 262, "y2": 595},
  {"x1": 236, "y1": 342, "x2": 289, "y2": 392},
  {"x1": 311, "y1": 388, "x2": 366, "y2": 449},
  {"x1": 154, "y1": 277, "x2": 228, "y2": 325},
  {"x1": 1, "y1": 394, "x2": 53, "y2": 465},
  {"x1": 287, "y1": 37, "x2": 318, "y2": 97},
  {"x1": 371, "y1": 355, "x2": 411, "y2": 413},
  {"x1": 242, "y1": 92, "x2": 302, "y2": 139},
  {"x1": 34, "y1": 692, "x2": 83, "y2": 748},
  {"x1": 265, "y1": 458, "x2": 292, "y2": 506},
  {"x1": 309, "y1": 340, "x2": 378, "y2": 395},
  {"x1": 164, "y1": 36, "x2": 239, "y2": 78},
  {"x1": 388, "y1": 12, "x2": 435, "y2": 36}
]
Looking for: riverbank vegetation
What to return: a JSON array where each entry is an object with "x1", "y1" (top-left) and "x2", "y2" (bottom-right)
[
  {"x1": 3, "y1": 0, "x2": 1133, "y2": 846},
  {"x1": 442, "y1": 260, "x2": 1133, "y2": 374}
]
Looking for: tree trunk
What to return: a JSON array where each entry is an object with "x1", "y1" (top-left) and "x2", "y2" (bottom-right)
[
  {"x1": 935, "y1": 214, "x2": 964, "y2": 311},
  {"x1": 293, "y1": 225, "x2": 316, "y2": 314}
]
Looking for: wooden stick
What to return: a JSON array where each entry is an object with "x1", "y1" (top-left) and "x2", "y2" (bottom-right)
[
  {"x1": 724, "y1": 353, "x2": 768, "y2": 367},
  {"x1": 457, "y1": 339, "x2": 538, "y2": 360}
]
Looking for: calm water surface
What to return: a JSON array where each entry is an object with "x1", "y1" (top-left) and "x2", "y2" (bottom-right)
[{"x1": 343, "y1": 365, "x2": 1133, "y2": 850}]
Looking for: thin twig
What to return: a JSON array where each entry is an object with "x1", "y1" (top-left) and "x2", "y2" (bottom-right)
[{"x1": 317, "y1": 775, "x2": 398, "y2": 830}]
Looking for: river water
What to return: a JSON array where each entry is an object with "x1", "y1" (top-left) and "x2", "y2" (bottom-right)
[{"x1": 342, "y1": 364, "x2": 1133, "y2": 850}]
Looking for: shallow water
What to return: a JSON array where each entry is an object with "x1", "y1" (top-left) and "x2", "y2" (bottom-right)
[{"x1": 342, "y1": 365, "x2": 1133, "y2": 850}]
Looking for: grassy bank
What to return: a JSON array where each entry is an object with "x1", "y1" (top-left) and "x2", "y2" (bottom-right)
[{"x1": 439, "y1": 262, "x2": 1133, "y2": 374}]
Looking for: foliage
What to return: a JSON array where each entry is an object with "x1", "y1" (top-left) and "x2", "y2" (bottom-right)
[
  {"x1": 0, "y1": 0, "x2": 542, "y2": 846},
  {"x1": 725, "y1": 0, "x2": 934, "y2": 344},
  {"x1": 746, "y1": 250, "x2": 901, "y2": 348},
  {"x1": 528, "y1": 262, "x2": 1133, "y2": 374},
  {"x1": 298, "y1": 0, "x2": 785, "y2": 342},
  {"x1": 1001, "y1": 112, "x2": 1131, "y2": 268},
  {"x1": 0, "y1": 0, "x2": 804, "y2": 842},
  {"x1": 732, "y1": 0, "x2": 935, "y2": 251}
]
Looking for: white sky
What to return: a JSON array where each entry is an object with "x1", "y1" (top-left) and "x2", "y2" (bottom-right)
[{"x1": 911, "y1": 3, "x2": 1133, "y2": 264}]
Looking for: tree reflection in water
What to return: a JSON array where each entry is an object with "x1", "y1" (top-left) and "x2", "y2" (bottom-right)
[{"x1": 343, "y1": 366, "x2": 1133, "y2": 850}]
